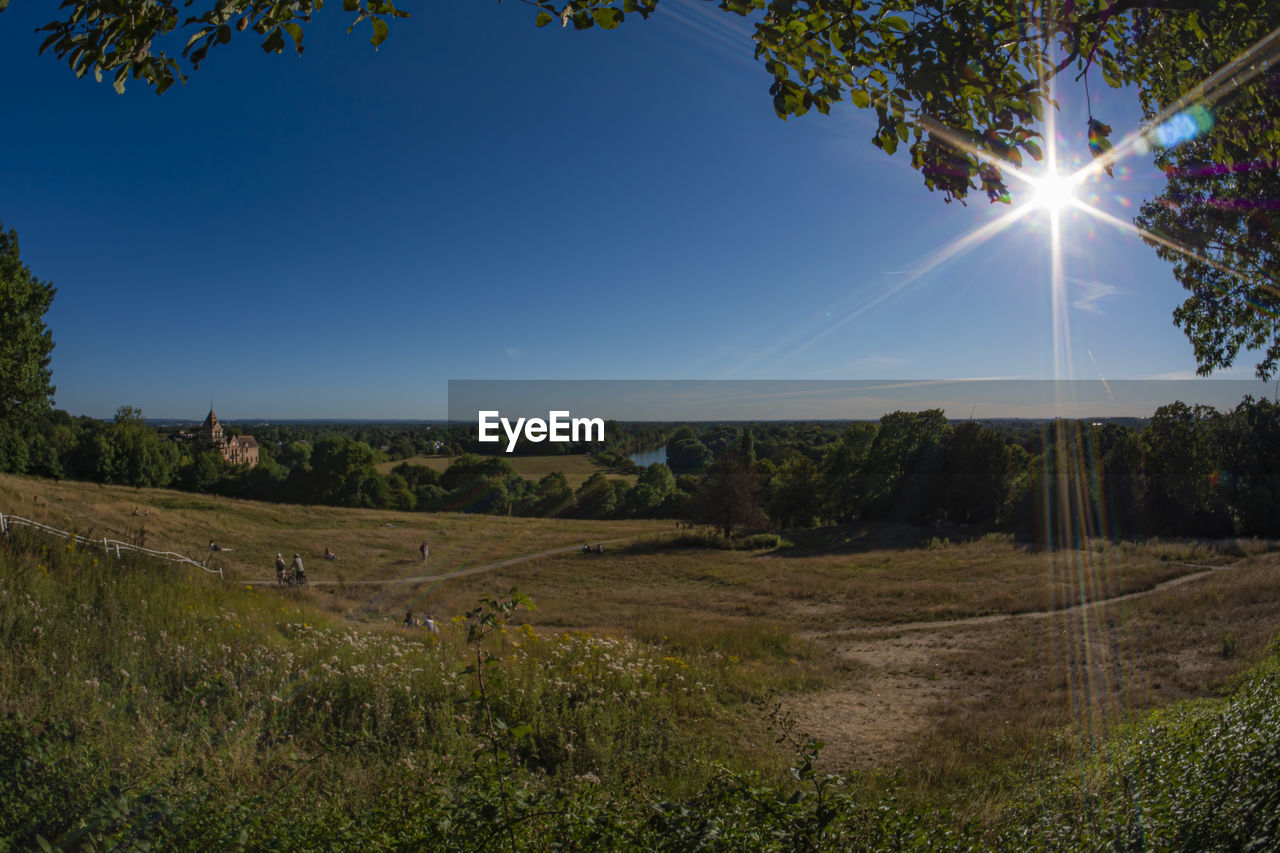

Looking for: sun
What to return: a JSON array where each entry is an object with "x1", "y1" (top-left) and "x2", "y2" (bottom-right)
[{"x1": 1029, "y1": 168, "x2": 1082, "y2": 213}]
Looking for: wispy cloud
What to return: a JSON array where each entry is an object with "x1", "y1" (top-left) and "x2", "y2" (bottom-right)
[
  {"x1": 503, "y1": 347, "x2": 523, "y2": 360},
  {"x1": 1071, "y1": 278, "x2": 1122, "y2": 314},
  {"x1": 854, "y1": 354, "x2": 911, "y2": 368}
]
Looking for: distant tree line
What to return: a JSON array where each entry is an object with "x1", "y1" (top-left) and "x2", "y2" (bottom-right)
[
  {"x1": 687, "y1": 401, "x2": 1280, "y2": 540},
  {"x1": 2, "y1": 399, "x2": 1277, "y2": 538}
]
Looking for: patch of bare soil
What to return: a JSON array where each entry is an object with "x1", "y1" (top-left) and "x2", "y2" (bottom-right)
[
  {"x1": 788, "y1": 627, "x2": 977, "y2": 769},
  {"x1": 783, "y1": 556, "x2": 1278, "y2": 774}
]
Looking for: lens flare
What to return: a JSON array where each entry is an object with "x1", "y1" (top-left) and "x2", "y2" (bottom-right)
[{"x1": 1031, "y1": 169, "x2": 1082, "y2": 213}]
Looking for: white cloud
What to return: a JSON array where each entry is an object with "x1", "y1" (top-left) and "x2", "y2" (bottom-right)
[{"x1": 1071, "y1": 278, "x2": 1122, "y2": 314}]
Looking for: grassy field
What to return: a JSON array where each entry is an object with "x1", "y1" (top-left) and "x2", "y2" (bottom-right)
[
  {"x1": 0, "y1": 472, "x2": 668, "y2": 596},
  {"x1": 375, "y1": 453, "x2": 637, "y2": 488},
  {"x1": 4, "y1": 470, "x2": 1280, "y2": 847}
]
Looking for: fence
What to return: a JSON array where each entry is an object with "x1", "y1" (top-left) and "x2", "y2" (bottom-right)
[{"x1": 0, "y1": 513, "x2": 224, "y2": 579}]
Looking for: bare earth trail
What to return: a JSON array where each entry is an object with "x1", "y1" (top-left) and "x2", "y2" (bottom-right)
[
  {"x1": 249, "y1": 538, "x2": 635, "y2": 588},
  {"x1": 786, "y1": 560, "x2": 1236, "y2": 770},
  {"x1": 251, "y1": 533, "x2": 1239, "y2": 771}
]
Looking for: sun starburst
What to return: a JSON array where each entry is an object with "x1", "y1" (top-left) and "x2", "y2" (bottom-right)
[{"x1": 1028, "y1": 169, "x2": 1083, "y2": 213}]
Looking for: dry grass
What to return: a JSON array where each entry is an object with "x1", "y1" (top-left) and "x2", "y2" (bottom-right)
[
  {"x1": 5, "y1": 470, "x2": 1277, "y2": 791},
  {"x1": 374, "y1": 453, "x2": 637, "y2": 488},
  {"x1": 0, "y1": 472, "x2": 668, "y2": 592},
  {"x1": 885, "y1": 548, "x2": 1280, "y2": 796}
]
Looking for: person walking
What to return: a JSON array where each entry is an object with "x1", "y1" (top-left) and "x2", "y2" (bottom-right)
[
  {"x1": 419, "y1": 540, "x2": 429, "y2": 562},
  {"x1": 275, "y1": 553, "x2": 287, "y2": 585}
]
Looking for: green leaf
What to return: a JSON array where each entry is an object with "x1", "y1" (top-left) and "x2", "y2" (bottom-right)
[
  {"x1": 881, "y1": 15, "x2": 908, "y2": 32},
  {"x1": 369, "y1": 17, "x2": 388, "y2": 46},
  {"x1": 880, "y1": 130, "x2": 898, "y2": 155},
  {"x1": 850, "y1": 88, "x2": 870, "y2": 108},
  {"x1": 342, "y1": 0, "x2": 358, "y2": 10},
  {"x1": 261, "y1": 28, "x2": 285, "y2": 53},
  {"x1": 282, "y1": 22, "x2": 303, "y2": 50},
  {"x1": 185, "y1": 28, "x2": 211, "y2": 51},
  {"x1": 592, "y1": 7, "x2": 623, "y2": 29},
  {"x1": 0, "y1": 0, "x2": 9, "y2": 12},
  {"x1": 1021, "y1": 139, "x2": 1043, "y2": 161},
  {"x1": 535, "y1": 10, "x2": 553, "y2": 26}
]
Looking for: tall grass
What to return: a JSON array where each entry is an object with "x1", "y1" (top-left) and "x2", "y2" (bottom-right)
[
  {"x1": 0, "y1": 528, "x2": 783, "y2": 849},
  {"x1": 4, "y1": 525, "x2": 1279, "y2": 850}
]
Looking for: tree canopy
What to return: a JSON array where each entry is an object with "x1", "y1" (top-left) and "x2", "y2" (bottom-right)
[{"x1": 0, "y1": 221, "x2": 56, "y2": 473}]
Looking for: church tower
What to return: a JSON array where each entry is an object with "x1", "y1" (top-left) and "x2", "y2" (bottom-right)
[{"x1": 203, "y1": 406, "x2": 224, "y2": 449}]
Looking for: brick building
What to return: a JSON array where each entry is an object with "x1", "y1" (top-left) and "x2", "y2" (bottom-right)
[{"x1": 203, "y1": 408, "x2": 259, "y2": 468}]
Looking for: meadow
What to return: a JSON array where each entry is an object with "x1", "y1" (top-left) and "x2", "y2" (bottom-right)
[
  {"x1": 2, "y1": 470, "x2": 1279, "y2": 849},
  {"x1": 374, "y1": 453, "x2": 637, "y2": 489}
]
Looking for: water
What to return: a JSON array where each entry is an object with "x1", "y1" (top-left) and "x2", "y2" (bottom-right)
[{"x1": 629, "y1": 446, "x2": 668, "y2": 468}]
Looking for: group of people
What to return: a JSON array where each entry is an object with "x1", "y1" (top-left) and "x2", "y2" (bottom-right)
[
  {"x1": 582, "y1": 543, "x2": 606, "y2": 554},
  {"x1": 402, "y1": 610, "x2": 438, "y2": 632},
  {"x1": 275, "y1": 552, "x2": 308, "y2": 586}
]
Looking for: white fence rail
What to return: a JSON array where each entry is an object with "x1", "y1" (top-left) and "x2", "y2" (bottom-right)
[{"x1": 0, "y1": 513, "x2": 223, "y2": 579}]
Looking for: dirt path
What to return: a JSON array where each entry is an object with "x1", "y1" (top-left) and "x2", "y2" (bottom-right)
[
  {"x1": 250, "y1": 538, "x2": 633, "y2": 588},
  {"x1": 786, "y1": 560, "x2": 1235, "y2": 771},
  {"x1": 819, "y1": 560, "x2": 1228, "y2": 639}
]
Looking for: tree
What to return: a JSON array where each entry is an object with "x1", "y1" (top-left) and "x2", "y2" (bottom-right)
[
  {"x1": 306, "y1": 435, "x2": 384, "y2": 507},
  {"x1": 0, "y1": 222, "x2": 56, "y2": 473},
  {"x1": 1212, "y1": 397, "x2": 1280, "y2": 537},
  {"x1": 520, "y1": 471, "x2": 574, "y2": 516},
  {"x1": 688, "y1": 456, "x2": 769, "y2": 537},
  {"x1": 1142, "y1": 402, "x2": 1230, "y2": 537},
  {"x1": 574, "y1": 471, "x2": 623, "y2": 518},
  {"x1": 819, "y1": 422, "x2": 877, "y2": 522},
  {"x1": 24, "y1": 0, "x2": 411, "y2": 95},
  {"x1": 515, "y1": 0, "x2": 1264, "y2": 201},
  {"x1": 860, "y1": 409, "x2": 947, "y2": 520},
  {"x1": 1133, "y1": 10, "x2": 1280, "y2": 379},
  {"x1": 931, "y1": 421, "x2": 1012, "y2": 525},
  {"x1": 767, "y1": 453, "x2": 822, "y2": 529}
]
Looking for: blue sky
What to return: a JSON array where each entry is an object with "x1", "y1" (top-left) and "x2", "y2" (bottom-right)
[{"x1": 1, "y1": 1, "x2": 1269, "y2": 419}]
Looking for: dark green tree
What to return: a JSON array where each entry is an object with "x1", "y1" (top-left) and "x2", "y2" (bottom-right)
[
  {"x1": 574, "y1": 471, "x2": 623, "y2": 518},
  {"x1": 0, "y1": 222, "x2": 56, "y2": 474},
  {"x1": 819, "y1": 422, "x2": 877, "y2": 522},
  {"x1": 1086, "y1": 422, "x2": 1147, "y2": 538},
  {"x1": 306, "y1": 435, "x2": 384, "y2": 507},
  {"x1": 520, "y1": 471, "x2": 574, "y2": 516},
  {"x1": 1142, "y1": 402, "x2": 1231, "y2": 537},
  {"x1": 439, "y1": 453, "x2": 525, "y2": 514},
  {"x1": 688, "y1": 455, "x2": 769, "y2": 537},
  {"x1": 928, "y1": 421, "x2": 1013, "y2": 525},
  {"x1": 1212, "y1": 397, "x2": 1280, "y2": 536},
  {"x1": 860, "y1": 409, "x2": 947, "y2": 520},
  {"x1": 767, "y1": 453, "x2": 822, "y2": 529}
]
